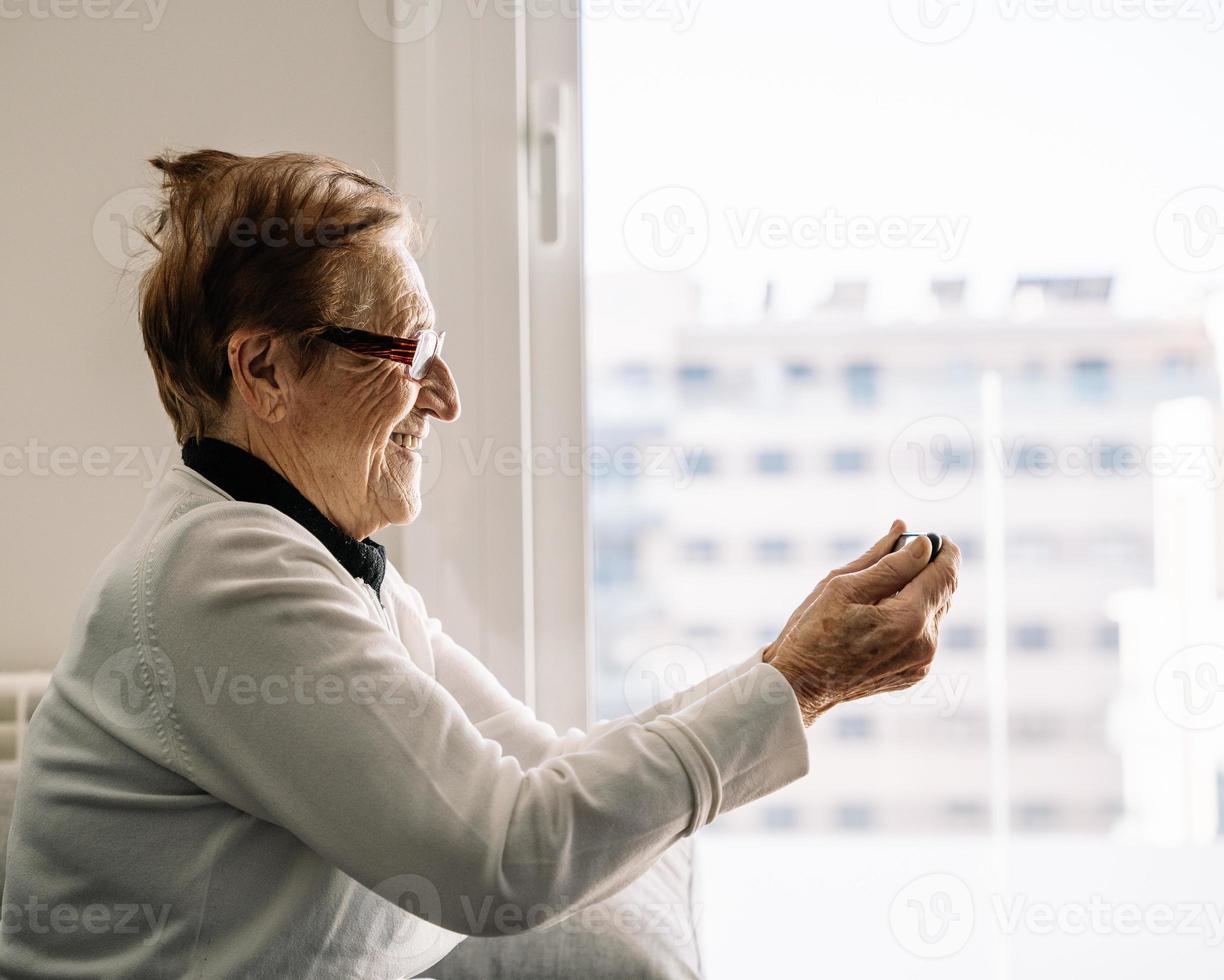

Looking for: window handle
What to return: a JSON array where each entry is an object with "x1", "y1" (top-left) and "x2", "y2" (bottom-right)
[{"x1": 529, "y1": 80, "x2": 567, "y2": 247}]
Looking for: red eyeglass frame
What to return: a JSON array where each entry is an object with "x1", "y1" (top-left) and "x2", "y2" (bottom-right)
[{"x1": 318, "y1": 325, "x2": 446, "y2": 381}]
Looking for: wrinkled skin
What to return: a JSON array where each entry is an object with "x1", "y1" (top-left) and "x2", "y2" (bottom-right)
[
  {"x1": 764, "y1": 520, "x2": 961, "y2": 725},
  {"x1": 215, "y1": 245, "x2": 460, "y2": 541}
]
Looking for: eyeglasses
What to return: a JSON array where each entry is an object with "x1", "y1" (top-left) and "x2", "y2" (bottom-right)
[{"x1": 318, "y1": 325, "x2": 446, "y2": 381}]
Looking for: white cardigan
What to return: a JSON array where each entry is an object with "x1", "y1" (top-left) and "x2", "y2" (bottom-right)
[{"x1": 0, "y1": 464, "x2": 809, "y2": 979}]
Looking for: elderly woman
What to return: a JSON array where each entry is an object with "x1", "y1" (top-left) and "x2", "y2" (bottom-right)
[{"x1": 0, "y1": 150, "x2": 958, "y2": 978}]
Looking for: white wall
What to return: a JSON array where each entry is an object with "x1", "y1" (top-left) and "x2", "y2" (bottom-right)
[{"x1": 0, "y1": 1, "x2": 397, "y2": 670}]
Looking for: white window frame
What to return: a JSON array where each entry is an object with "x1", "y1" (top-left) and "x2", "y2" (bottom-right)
[{"x1": 389, "y1": 8, "x2": 590, "y2": 731}]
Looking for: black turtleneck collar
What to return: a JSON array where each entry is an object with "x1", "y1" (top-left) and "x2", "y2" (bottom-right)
[{"x1": 181, "y1": 437, "x2": 386, "y2": 599}]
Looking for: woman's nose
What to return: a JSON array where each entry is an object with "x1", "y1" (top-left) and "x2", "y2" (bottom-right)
[{"x1": 414, "y1": 356, "x2": 461, "y2": 422}]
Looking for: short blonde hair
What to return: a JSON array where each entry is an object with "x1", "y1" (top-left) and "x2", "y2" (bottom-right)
[{"x1": 138, "y1": 149, "x2": 413, "y2": 442}]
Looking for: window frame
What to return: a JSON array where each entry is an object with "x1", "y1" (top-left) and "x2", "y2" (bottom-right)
[{"x1": 389, "y1": 9, "x2": 591, "y2": 730}]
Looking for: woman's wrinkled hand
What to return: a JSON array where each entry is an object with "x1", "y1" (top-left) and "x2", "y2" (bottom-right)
[{"x1": 763, "y1": 520, "x2": 961, "y2": 726}]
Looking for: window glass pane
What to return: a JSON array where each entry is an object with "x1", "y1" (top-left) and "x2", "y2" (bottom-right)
[{"x1": 582, "y1": 6, "x2": 1224, "y2": 977}]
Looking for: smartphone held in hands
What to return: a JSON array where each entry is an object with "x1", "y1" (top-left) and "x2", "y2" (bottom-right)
[{"x1": 891, "y1": 532, "x2": 943, "y2": 563}]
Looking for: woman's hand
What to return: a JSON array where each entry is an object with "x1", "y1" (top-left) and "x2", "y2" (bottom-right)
[{"x1": 764, "y1": 520, "x2": 960, "y2": 726}]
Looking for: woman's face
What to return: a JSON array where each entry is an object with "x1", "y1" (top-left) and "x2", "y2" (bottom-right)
[{"x1": 283, "y1": 247, "x2": 460, "y2": 540}]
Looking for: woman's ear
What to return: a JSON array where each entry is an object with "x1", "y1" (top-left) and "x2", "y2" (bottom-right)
[{"x1": 227, "y1": 327, "x2": 291, "y2": 423}]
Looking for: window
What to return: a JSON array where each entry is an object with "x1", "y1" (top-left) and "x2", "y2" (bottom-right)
[
  {"x1": 944, "y1": 800, "x2": 988, "y2": 829},
  {"x1": 677, "y1": 363, "x2": 715, "y2": 386},
  {"x1": 942, "y1": 624, "x2": 978, "y2": 651},
  {"x1": 834, "y1": 715, "x2": 874, "y2": 740},
  {"x1": 1015, "y1": 623, "x2": 1053, "y2": 652},
  {"x1": 829, "y1": 448, "x2": 869, "y2": 473},
  {"x1": 616, "y1": 362, "x2": 652, "y2": 387},
  {"x1": 754, "y1": 537, "x2": 794, "y2": 564},
  {"x1": 1012, "y1": 714, "x2": 1062, "y2": 743},
  {"x1": 688, "y1": 450, "x2": 716, "y2": 478},
  {"x1": 952, "y1": 535, "x2": 980, "y2": 562},
  {"x1": 1096, "y1": 621, "x2": 1120, "y2": 653},
  {"x1": 594, "y1": 537, "x2": 637, "y2": 586},
  {"x1": 755, "y1": 450, "x2": 792, "y2": 475},
  {"x1": 572, "y1": 9, "x2": 1224, "y2": 975},
  {"x1": 834, "y1": 803, "x2": 875, "y2": 830},
  {"x1": 1015, "y1": 802, "x2": 1061, "y2": 832},
  {"x1": 1011, "y1": 533, "x2": 1060, "y2": 563},
  {"x1": 681, "y1": 538, "x2": 720, "y2": 564},
  {"x1": 1095, "y1": 442, "x2": 1140, "y2": 473},
  {"x1": 1013, "y1": 443, "x2": 1056, "y2": 476},
  {"x1": 1071, "y1": 358, "x2": 1111, "y2": 401},
  {"x1": 844, "y1": 363, "x2": 878, "y2": 406},
  {"x1": 783, "y1": 361, "x2": 817, "y2": 383},
  {"x1": 684, "y1": 624, "x2": 722, "y2": 647},
  {"x1": 764, "y1": 805, "x2": 799, "y2": 830}
]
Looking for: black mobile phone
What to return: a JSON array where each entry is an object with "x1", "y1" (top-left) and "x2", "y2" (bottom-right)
[{"x1": 891, "y1": 532, "x2": 942, "y2": 563}]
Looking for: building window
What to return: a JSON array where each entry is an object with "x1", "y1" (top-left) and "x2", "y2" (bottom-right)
[
  {"x1": 594, "y1": 537, "x2": 637, "y2": 586},
  {"x1": 1015, "y1": 801, "x2": 1060, "y2": 831},
  {"x1": 1011, "y1": 533, "x2": 1059, "y2": 563},
  {"x1": 830, "y1": 448, "x2": 870, "y2": 473},
  {"x1": 952, "y1": 535, "x2": 979, "y2": 562},
  {"x1": 1162, "y1": 353, "x2": 1196, "y2": 379},
  {"x1": 764, "y1": 805, "x2": 799, "y2": 830},
  {"x1": 1013, "y1": 443, "x2": 1056, "y2": 476},
  {"x1": 1011, "y1": 714, "x2": 1061, "y2": 743},
  {"x1": 942, "y1": 624, "x2": 978, "y2": 651},
  {"x1": 688, "y1": 450, "x2": 716, "y2": 477},
  {"x1": 617, "y1": 362, "x2": 652, "y2": 387},
  {"x1": 1071, "y1": 358, "x2": 1111, "y2": 401},
  {"x1": 1091, "y1": 534, "x2": 1147, "y2": 564},
  {"x1": 944, "y1": 800, "x2": 988, "y2": 828},
  {"x1": 784, "y1": 361, "x2": 817, "y2": 383},
  {"x1": 754, "y1": 538, "x2": 794, "y2": 564},
  {"x1": 1095, "y1": 442, "x2": 1140, "y2": 474},
  {"x1": 1015, "y1": 623, "x2": 1052, "y2": 652},
  {"x1": 756, "y1": 450, "x2": 792, "y2": 475},
  {"x1": 844, "y1": 362, "x2": 879, "y2": 406},
  {"x1": 677, "y1": 363, "x2": 715, "y2": 386},
  {"x1": 1096, "y1": 621, "x2": 1119, "y2": 654},
  {"x1": 685, "y1": 624, "x2": 722, "y2": 646},
  {"x1": 835, "y1": 803, "x2": 875, "y2": 830},
  {"x1": 835, "y1": 715, "x2": 874, "y2": 740},
  {"x1": 681, "y1": 538, "x2": 720, "y2": 563},
  {"x1": 829, "y1": 537, "x2": 863, "y2": 562}
]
